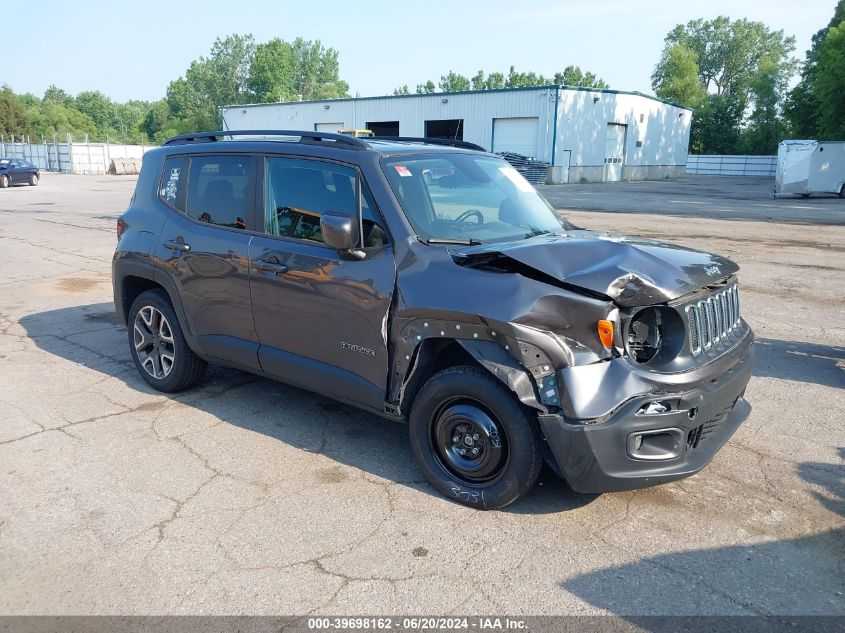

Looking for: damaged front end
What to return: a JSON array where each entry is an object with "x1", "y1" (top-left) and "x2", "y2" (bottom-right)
[{"x1": 388, "y1": 231, "x2": 754, "y2": 493}]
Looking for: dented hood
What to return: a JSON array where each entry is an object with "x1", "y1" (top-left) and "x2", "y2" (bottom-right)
[{"x1": 453, "y1": 230, "x2": 738, "y2": 307}]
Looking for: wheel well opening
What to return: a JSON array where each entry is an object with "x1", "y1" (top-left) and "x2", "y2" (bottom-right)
[
  {"x1": 400, "y1": 339, "x2": 481, "y2": 416},
  {"x1": 122, "y1": 276, "x2": 164, "y2": 323}
]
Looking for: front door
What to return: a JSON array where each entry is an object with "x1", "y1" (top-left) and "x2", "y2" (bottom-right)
[
  {"x1": 154, "y1": 153, "x2": 260, "y2": 370},
  {"x1": 249, "y1": 156, "x2": 394, "y2": 411},
  {"x1": 10, "y1": 159, "x2": 25, "y2": 184},
  {"x1": 604, "y1": 123, "x2": 626, "y2": 182}
]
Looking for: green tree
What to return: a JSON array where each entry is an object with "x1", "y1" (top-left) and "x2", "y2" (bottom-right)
[
  {"x1": 740, "y1": 55, "x2": 790, "y2": 153},
  {"x1": 0, "y1": 86, "x2": 33, "y2": 138},
  {"x1": 484, "y1": 72, "x2": 505, "y2": 89},
  {"x1": 656, "y1": 17, "x2": 796, "y2": 99},
  {"x1": 438, "y1": 71, "x2": 471, "y2": 92},
  {"x1": 786, "y1": 0, "x2": 845, "y2": 137},
  {"x1": 392, "y1": 85, "x2": 410, "y2": 96},
  {"x1": 814, "y1": 20, "x2": 845, "y2": 139},
  {"x1": 689, "y1": 93, "x2": 744, "y2": 154},
  {"x1": 166, "y1": 34, "x2": 256, "y2": 130},
  {"x1": 249, "y1": 37, "x2": 348, "y2": 103},
  {"x1": 651, "y1": 44, "x2": 706, "y2": 108},
  {"x1": 74, "y1": 91, "x2": 114, "y2": 132},
  {"x1": 505, "y1": 65, "x2": 546, "y2": 88},
  {"x1": 28, "y1": 100, "x2": 96, "y2": 140},
  {"x1": 552, "y1": 65, "x2": 609, "y2": 89},
  {"x1": 42, "y1": 85, "x2": 75, "y2": 107},
  {"x1": 397, "y1": 65, "x2": 606, "y2": 95},
  {"x1": 653, "y1": 16, "x2": 797, "y2": 153}
]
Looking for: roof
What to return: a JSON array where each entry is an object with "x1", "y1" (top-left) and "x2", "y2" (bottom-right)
[{"x1": 222, "y1": 84, "x2": 693, "y2": 113}]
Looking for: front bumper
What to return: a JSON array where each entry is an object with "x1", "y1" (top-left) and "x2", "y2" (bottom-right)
[{"x1": 538, "y1": 342, "x2": 754, "y2": 493}]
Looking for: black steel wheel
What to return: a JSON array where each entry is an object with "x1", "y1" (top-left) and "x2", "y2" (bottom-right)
[
  {"x1": 127, "y1": 289, "x2": 206, "y2": 392},
  {"x1": 431, "y1": 399, "x2": 508, "y2": 484},
  {"x1": 409, "y1": 365, "x2": 542, "y2": 510}
]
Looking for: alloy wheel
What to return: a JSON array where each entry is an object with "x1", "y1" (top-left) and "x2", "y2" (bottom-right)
[{"x1": 133, "y1": 305, "x2": 176, "y2": 380}]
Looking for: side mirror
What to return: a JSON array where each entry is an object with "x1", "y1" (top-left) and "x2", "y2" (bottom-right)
[{"x1": 320, "y1": 212, "x2": 361, "y2": 254}]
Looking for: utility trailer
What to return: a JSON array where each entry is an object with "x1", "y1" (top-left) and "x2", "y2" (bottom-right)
[{"x1": 774, "y1": 140, "x2": 845, "y2": 198}]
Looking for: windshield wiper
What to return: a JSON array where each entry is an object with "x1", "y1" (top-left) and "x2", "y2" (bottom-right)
[
  {"x1": 523, "y1": 227, "x2": 553, "y2": 239},
  {"x1": 425, "y1": 237, "x2": 483, "y2": 246}
]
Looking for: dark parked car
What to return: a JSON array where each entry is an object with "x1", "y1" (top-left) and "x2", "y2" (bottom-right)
[
  {"x1": 0, "y1": 158, "x2": 40, "y2": 187},
  {"x1": 113, "y1": 130, "x2": 754, "y2": 509}
]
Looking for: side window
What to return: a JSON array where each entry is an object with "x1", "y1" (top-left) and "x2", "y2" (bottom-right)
[
  {"x1": 360, "y1": 186, "x2": 389, "y2": 248},
  {"x1": 159, "y1": 156, "x2": 187, "y2": 211},
  {"x1": 264, "y1": 157, "x2": 389, "y2": 248},
  {"x1": 265, "y1": 158, "x2": 352, "y2": 244},
  {"x1": 186, "y1": 155, "x2": 251, "y2": 230}
]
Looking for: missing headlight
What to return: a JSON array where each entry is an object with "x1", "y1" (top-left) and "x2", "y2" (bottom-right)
[{"x1": 626, "y1": 306, "x2": 684, "y2": 365}]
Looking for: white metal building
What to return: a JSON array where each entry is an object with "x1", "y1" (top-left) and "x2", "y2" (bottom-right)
[{"x1": 221, "y1": 86, "x2": 692, "y2": 184}]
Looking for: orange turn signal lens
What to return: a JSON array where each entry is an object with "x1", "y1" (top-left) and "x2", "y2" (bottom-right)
[{"x1": 597, "y1": 320, "x2": 614, "y2": 349}]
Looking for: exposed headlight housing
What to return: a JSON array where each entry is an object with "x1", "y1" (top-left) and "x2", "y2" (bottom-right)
[{"x1": 625, "y1": 306, "x2": 685, "y2": 365}]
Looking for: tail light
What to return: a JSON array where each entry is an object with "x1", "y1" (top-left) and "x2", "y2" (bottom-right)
[{"x1": 116, "y1": 218, "x2": 127, "y2": 241}]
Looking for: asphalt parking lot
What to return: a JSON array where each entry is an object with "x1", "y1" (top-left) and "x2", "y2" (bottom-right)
[{"x1": 0, "y1": 173, "x2": 843, "y2": 616}]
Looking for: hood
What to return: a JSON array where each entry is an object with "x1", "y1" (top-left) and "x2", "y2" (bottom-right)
[{"x1": 452, "y1": 230, "x2": 738, "y2": 307}]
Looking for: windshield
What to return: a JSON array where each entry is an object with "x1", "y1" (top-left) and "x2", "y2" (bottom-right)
[{"x1": 381, "y1": 153, "x2": 572, "y2": 243}]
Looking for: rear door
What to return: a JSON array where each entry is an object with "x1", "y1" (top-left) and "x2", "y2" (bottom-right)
[
  {"x1": 248, "y1": 155, "x2": 395, "y2": 411},
  {"x1": 154, "y1": 153, "x2": 261, "y2": 370}
]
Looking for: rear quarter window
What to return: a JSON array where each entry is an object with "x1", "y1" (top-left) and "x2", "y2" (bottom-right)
[{"x1": 159, "y1": 156, "x2": 187, "y2": 211}]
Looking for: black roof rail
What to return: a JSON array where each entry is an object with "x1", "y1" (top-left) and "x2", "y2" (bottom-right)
[
  {"x1": 162, "y1": 129, "x2": 368, "y2": 149},
  {"x1": 368, "y1": 136, "x2": 487, "y2": 152}
]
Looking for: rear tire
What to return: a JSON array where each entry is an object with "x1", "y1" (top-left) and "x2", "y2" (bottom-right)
[
  {"x1": 29, "y1": 174, "x2": 38, "y2": 186},
  {"x1": 408, "y1": 365, "x2": 542, "y2": 510},
  {"x1": 127, "y1": 289, "x2": 206, "y2": 392},
  {"x1": 0, "y1": 175, "x2": 8, "y2": 188}
]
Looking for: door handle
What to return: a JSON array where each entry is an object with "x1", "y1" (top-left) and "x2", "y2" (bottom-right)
[
  {"x1": 252, "y1": 256, "x2": 289, "y2": 275},
  {"x1": 163, "y1": 239, "x2": 190, "y2": 252}
]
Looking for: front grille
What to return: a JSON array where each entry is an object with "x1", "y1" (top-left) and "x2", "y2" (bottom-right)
[{"x1": 684, "y1": 284, "x2": 740, "y2": 356}]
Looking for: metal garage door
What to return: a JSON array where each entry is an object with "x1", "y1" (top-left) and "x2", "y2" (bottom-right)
[
  {"x1": 314, "y1": 122, "x2": 344, "y2": 133},
  {"x1": 493, "y1": 117, "x2": 539, "y2": 158}
]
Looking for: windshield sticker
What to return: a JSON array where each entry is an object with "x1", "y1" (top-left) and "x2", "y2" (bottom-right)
[
  {"x1": 498, "y1": 166, "x2": 534, "y2": 193},
  {"x1": 394, "y1": 165, "x2": 412, "y2": 177}
]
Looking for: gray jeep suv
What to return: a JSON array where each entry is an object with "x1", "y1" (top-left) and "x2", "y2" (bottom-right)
[{"x1": 112, "y1": 130, "x2": 754, "y2": 509}]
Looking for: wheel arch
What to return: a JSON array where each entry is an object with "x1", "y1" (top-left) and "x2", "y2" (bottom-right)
[
  {"x1": 396, "y1": 337, "x2": 546, "y2": 418},
  {"x1": 114, "y1": 261, "x2": 196, "y2": 349}
]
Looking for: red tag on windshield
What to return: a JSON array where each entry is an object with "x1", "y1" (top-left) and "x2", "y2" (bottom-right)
[{"x1": 394, "y1": 165, "x2": 412, "y2": 177}]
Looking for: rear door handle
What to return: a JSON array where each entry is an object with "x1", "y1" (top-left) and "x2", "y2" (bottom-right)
[
  {"x1": 252, "y1": 256, "x2": 289, "y2": 275},
  {"x1": 163, "y1": 239, "x2": 190, "y2": 252}
]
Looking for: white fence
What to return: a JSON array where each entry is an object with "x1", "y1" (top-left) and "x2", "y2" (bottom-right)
[
  {"x1": 686, "y1": 154, "x2": 776, "y2": 177},
  {"x1": 0, "y1": 137, "x2": 156, "y2": 174}
]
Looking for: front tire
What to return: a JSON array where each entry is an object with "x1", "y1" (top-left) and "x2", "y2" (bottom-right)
[
  {"x1": 128, "y1": 289, "x2": 206, "y2": 392},
  {"x1": 29, "y1": 173, "x2": 38, "y2": 186},
  {"x1": 0, "y1": 175, "x2": 8, "y2": 188},
  {"x1": 409, "y1": 365, "x2": 542, "y2": 510}
]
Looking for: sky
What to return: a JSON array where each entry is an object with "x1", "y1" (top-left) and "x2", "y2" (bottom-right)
[{"x1": 3, "y1": 0, "x2": 839, "y2": 103}]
